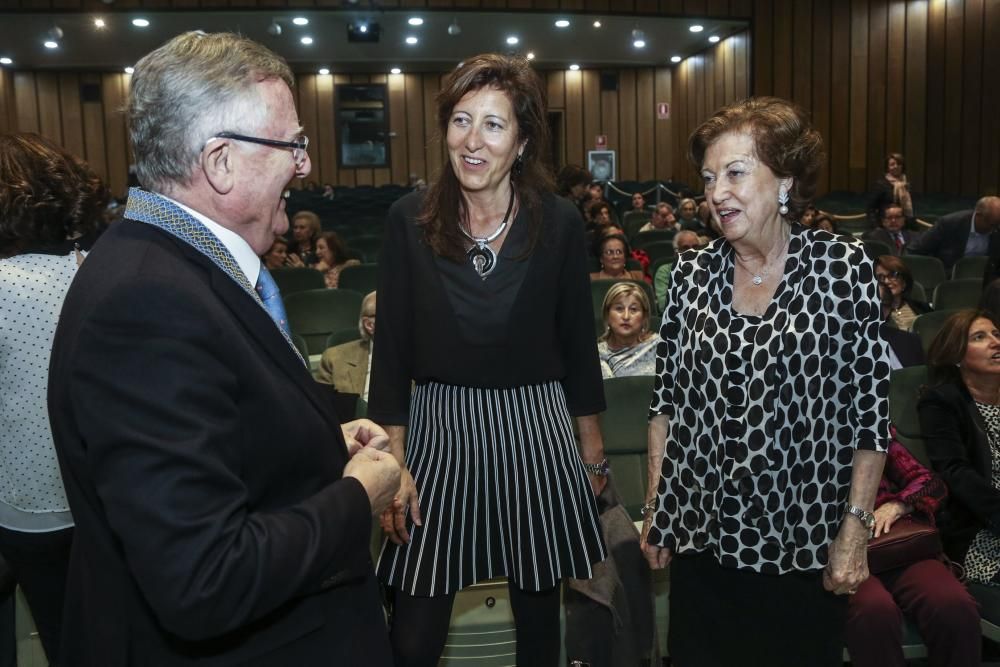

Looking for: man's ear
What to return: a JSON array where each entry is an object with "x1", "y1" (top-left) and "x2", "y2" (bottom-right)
[{"x1": 201, "y1": 139, "x2": 236, "y2": 195}]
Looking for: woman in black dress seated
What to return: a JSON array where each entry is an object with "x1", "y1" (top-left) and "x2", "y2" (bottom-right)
[
  {"x1": 919, "y1": 310, "x2": 1000, "y2": 589},
  {"x1": 368, "y1": 53, "x2": 606, "y2": 667},
  {"x1": 875, "y1": 255, "x2": 931, "y2": 332}
]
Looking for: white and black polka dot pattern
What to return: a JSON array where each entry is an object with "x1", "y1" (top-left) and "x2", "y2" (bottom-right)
[
  {"x1": 647, "y1": 226, "x2": 890, "y2": 574},
  {"x1": 963, "y1": 402, "x2": 1000, "y2": 584},
  {"x1": 0, "y1": 253, "x2": 78, "y2": 528}
]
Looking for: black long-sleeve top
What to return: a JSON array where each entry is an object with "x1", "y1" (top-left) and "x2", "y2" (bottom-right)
[{"x1": 368, "y1": 191, "x2": 606, "y2": 425}]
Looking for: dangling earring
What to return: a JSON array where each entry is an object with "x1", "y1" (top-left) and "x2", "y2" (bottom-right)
[
  {"x1": 512, "y1": 153, "x2": 524, "y2": 176},
  {"x1": 778, "y1": 188, "x2": 790, "y2": 216}
]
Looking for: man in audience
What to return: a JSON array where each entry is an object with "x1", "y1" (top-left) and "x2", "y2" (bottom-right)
[
  {"x1": 654, "y1": 230, "x2": 701, "y2": 310},
  {"x1": 908, "y1": 196, "x2": 1000, "y2": 272},
  {"x1": 638, "y1": 202, "x2": 679, "y2": 234},
  {"x1": 557, "y1": 165, "x2": 592, "y2": 215},
  {"x1": 263, "y1": 234, "x2": 289, "y2": 270},
  {"x1": 46, "y1": 31, "x2": 399, "y2": 665},
  {"x1": 317, "y1": 291, "x2": 376, "y2": 399},
  {"x1": 862, "y1": 204, "x2": 920, "y2": 256}
]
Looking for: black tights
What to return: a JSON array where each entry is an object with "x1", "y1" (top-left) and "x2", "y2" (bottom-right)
[{"x1": 389, "y1": 580, "x2": 562, "y2": 667}]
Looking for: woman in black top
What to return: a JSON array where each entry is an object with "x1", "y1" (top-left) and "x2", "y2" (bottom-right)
[
  {"x1": 368, "y1": 54, "x2": 606, "y2": 667},
  {"x1": 641, "y1": 98, "x2": 889, "y2": 666}
]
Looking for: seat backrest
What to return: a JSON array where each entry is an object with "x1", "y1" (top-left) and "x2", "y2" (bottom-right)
[
  {"x1": 631, "y1": 229, "x2": 676, "y2": 250},
  {"x1": 337, "y1": 263, "x2": 379, "y2": 295},
  {"x1": 641, "y1": 241, "x2": 676, "y2": 268},
  {"x1": 325, "y1": 327, "x2": 362, "y2": 349},
  {"x1": 284, "y1": 288, "x2": 365, "y2": 354},
  {"x1": 863, "y1": 239, "x2": 893, "y2": 260},
  {"x1": 347, "y1": 236, "x2": 384, "y2": 263},
  {"x1": 902, "y1": 255, "x2": 948, "y2": 292},
  {"x1": 889, "y1": 365, "x2": 931, "y2": 467},
  {"x1": 271, "y1": 267, "x2": 325, "y2": 297},
  {"x1": 911, "y1": 309, "x2": 963, "y2": 353},
  {"x1": 601, "y1": 375, "x2": 656, "y2": 519},
  {"x1": 622, "y1": 211, "x2": 651, "y2": 239},
  {"x1": 952, "y1": 255, "x2": 989, "y2": 281},
  {"x1": 932, "y1": 278, "x2": 983, "y2": 311}
]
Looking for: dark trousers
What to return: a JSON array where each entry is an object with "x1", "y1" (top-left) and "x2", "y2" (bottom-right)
[
  {"x1": 0, "y1": 526, "x2": 73, "y2": 666},
  {"x1": 668, "y1": 551, "x2": 848, "y2": 667},
  {"x1": 389, "y1": 580, "x2": 562, "y2": 667},
  {"x1": 846, "y1": 558, "x2": 981, "y2": 667}
]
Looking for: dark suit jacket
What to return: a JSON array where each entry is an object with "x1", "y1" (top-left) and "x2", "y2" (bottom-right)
[
  {"x1": 48, "y1": 214, "x2": 390, "y2": 666},
  {"x1": 907, "y1": 209, "x2": 976, "y2": 271},
  {"x1": 862, "y1": 227, "x2": 921, "y2": 256},
  {"x1": 918, "y1": 381, "x2": 1000, "y2": 563},
  {"x1": 880, "y1": 324, "x2": 924, "y2": 367}
]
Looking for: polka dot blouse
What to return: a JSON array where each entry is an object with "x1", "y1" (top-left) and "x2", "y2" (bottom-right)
[
  {"x1": 0, "y1": 252, "x2": 79, "y2": 529},
  {"x1": 646, "y1": 226, "x2": 890, "y2": 574}
]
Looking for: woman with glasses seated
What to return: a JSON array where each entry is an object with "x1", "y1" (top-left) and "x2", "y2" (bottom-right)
[
  {"x1": 590, "y1": 233, "x2": 645, "y2": 282},
  {"x1": 875, "y1": 255, "x2": 931, "y2": 332}
]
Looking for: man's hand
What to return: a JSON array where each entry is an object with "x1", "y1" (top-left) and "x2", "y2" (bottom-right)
[
  {"x1": 341, "y1": 419, "x2": 391, "y2": 457},
  {"x1": 343, "y1": 447, "x2": 400, "y2": 516}
]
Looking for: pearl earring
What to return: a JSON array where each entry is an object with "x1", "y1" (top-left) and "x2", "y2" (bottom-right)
[{"x1": 778, "y1": 188, "x2": 790, "y2": 216}]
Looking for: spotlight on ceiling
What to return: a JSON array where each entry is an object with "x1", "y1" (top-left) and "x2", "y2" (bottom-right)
[
  {"x1": 670, "y1": 55, "x2": 682, "y2": 63},
  {"x1": 0, "y1": 57, "x2": 13, "y2": 65},
  {"x1": 632, "y1": 29, "x2": 646, "y2": 48},
  {"x1": 569, "y1": 63, "x2": 580, "y2": 71},
  {"x1": 93, "y1": 18, "x2": 106, "y2": 28},
  {"x1": 405, "y1": 36, "x2": 418, "y2": 45},
  {"x1": 44, "y1": 40, "x2": 58, "y2": 49},
  {"x1": 292, "y1": 17, "x2": 308, "y2": 26},
  {"x1": 390, "y1": 67, "x2": 401, "y2": 74},
  {"x1": 554, "y1": 19, "x2": 570, "y2": 28},
  {"x1": 709, "y1": 35, "x2": 721, "y2": 43},
  {"x1": 593, "y1": 20, "x2": 602, "y2": 28},
  {"x1": 447, "y1": 19, "x2": 461, "y2": 36},
  {"x1": 131, "y1": 18, "x2": 149, "y2": 28},
  {"x1": 300, "y1": 36, "x2": 313, "y2": 45},
  {"x1": 124, "y1": 66, "x2": 134, "y2": 74},
  {"x1": 526, "y1": 52, "x2": 535, "y2": 60},
  {"x1": 347, "y1": 21, "x2": 380, "y2": 43},
  {"x1": 689, "y1": 24, "x2": 704, "y2": 33},
  {"x1": 408, "y1": 17, "x2": 423, "y2": 26},
  {"x1": 318, "y1": 67, "x2": 330, "y2": 75},
  {"x1": 506, "y1": 36, "x2": 519, "y2": 45}
]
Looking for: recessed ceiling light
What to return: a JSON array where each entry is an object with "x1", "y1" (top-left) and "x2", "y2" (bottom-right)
[
  {"x1": 0, "y1": 57, "x2": 12, "y2": 65},
  {"x1": 633, "y1": 39, "x2": 646, "y2": 48},
  {"x1": 709, "y1": 35, "x2": 721, "y2": 43},
  {"x1": 132, "y1": 18, "x2": 149, "y2": 28},
  {"x1": 408, "y1": 17, "x2": 423, "y2": 26},
  {"x1": 300, "y1": 36, "x2": 313, "y2": 45},
  {"x1": 124, "y1": 66, "x2": 134, "y2": 74},
  {"x1": 390, "y1": 67, "x2": 401, "y2": 74},
  {"x1": 569, "y1": 64, "x2": 580, "y2": 71},
  {"x1": 506, "y1": 36, "x2": 519, "y2": 45},
  {"x1": 406, "y1": 36, "x2": 418, "y2": 45},
  {"x1": 526, "y1": 52, "x2": 535, "y2": 60},
  {"x1": 593, "y1": 20, "x2": 602, "y2": 28},
  {"x1": 671, "y1": 55, "x2": 682, "y2": 63},
  {"x1": 689, "y1": 25, "x2": 704, "y2": 33},
  {"x1": 358, "y1": 24, "x2": 368, "y2": 33},
  {"x1": 554, "y1": 19, "x2": 570, "y2": 28},
  {"x1": 292, "y1": 17, "x2": 309, "y2": 26},
  {"x1": 318, "y1": 67, "x2": 330, "y2": 75},
  {"x1": 93, "y1": 18, "x2": 105, "y2": 28},
  {"x1": 44, "y1": 41, "x2": 58, "y2": 49}
]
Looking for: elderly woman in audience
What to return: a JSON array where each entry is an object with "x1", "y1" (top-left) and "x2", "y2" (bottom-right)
[
  {"x1": 597, "y1": 283, "x2": 658, "y2": 378},
  {"x1": 315, "y1": 231, "x2": 360, "y2": 288},
  {"x1": 642, "y1": 97, "x2": 888, "y2": 667},
  {"x1": 676, "y1": 197, "x2": 698, "y2": 229},
  {"x1": 262, "y1": 235, "x2": 289, "y2": 271},
  {"x1": 875, "y1": 255, "x2": 931, "y2": 332},
  {"x1": 287, "y1": 210, "x2": 321, "y2": 266},
  {"x1": 868, "y1": 152, "x2": 914, "y2": 228},
  {"x1": 590, "y1": 233, "x2": 645, "y2": 282},
  {"x1": 920, "y1": 310, "x2": 1000, "y2": 590},
  {"x1": 845, "y1": 428, "x2": 979, "y2": 667},
  {"x1": 0, "y1": 132, "x2": 109, "y2": 665}
]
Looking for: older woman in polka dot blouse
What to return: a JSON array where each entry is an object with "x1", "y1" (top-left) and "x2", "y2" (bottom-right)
[{"x1": 640, "y1": 98, "x2": 889, "y2": 667}]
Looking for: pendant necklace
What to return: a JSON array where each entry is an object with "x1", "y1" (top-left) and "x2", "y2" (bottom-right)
[{"x1": 459, "y1": 187, "x2": 516, "y2": 280}]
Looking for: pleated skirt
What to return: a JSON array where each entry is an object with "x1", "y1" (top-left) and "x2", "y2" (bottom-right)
[{"x1": 376, "y1": 380, "x2": 606, "y2": 597}]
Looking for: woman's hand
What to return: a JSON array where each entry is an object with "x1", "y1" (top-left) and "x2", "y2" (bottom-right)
[
  {"x1": 872, "y1": 500, "x2": 911, "y2": 538},
  {"x1": 285, "y1": 253, "x2": 305, "y2": 268},
  {"x1": 379, "y1": 466, "x2": 422, "y2": 545},
  {"x1": 640, "y1": 515, "x2": 672, "y2": 570},
  {"x1": 822, "y1": 518, "x2": 870, "y2": 595}
]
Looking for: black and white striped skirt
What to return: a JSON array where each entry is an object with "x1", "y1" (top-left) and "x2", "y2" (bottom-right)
[{"x1": 377, "y1": 381, "x2": 606, "y2": 597}]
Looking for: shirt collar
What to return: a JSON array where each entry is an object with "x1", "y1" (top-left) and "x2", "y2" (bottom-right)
[
  {"x1": 160, "y1": 195, "x2": 262, "y2": 286},
  {"x1": 970, "y1": 212, "x2": 987, "y2": 238}
]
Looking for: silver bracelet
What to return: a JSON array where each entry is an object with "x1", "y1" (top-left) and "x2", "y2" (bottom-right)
[{"x1": 640, "y1": 499, "x2": 657, "y2": 517}]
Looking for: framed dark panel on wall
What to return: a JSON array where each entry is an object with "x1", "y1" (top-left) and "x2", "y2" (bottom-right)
[{"x1": 335, "y1": 83, "x2": 390, "y2": 168}]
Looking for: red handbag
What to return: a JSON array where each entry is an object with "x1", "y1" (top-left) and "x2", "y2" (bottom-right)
[{"x1": 867, "y1": 515, "x2": 943, "y2": 574}]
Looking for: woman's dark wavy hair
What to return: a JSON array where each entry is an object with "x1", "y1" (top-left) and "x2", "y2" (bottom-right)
[
  {"x1": 876, "y1": 254, "x2": 915, "y2": 296},
  {"x1": 0, "y1": 132, "x2": 108, "y2": 256},
  {"x1": 926, "y1": 309, "x2": 1000, "y2": 386},
  {"x1": 318, "y1": 231, "x2": 349, "y2": 266},
  {"x1": 688, "y1": 97, "x2": 824, "y2": 222},
  {"x1": 418, "y1": 53, "x2": 554, "y2": 261}
]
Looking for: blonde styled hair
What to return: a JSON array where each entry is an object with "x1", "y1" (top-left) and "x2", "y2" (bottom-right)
[{"x1": 599, "y1": 282, "x2": 651, "y2": 342}]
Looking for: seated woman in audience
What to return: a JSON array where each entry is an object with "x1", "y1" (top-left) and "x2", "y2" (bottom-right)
[
  {"x1": 845, "y1": 428, "x2": 980, "y2": 667},
  {"x1": 812, "y1": 212, "x2": 838, "y2": 234},
  {"x1": 876, "y1": 255, "x2": 931, "y2": 331},
  {"x1": 596, "y1": 283, "x2": 657, "y2": 378},
  {"x1": 262, "y1": 235, "x2": 289, "y2": 271},
  {"x1": 590, "y1": 233, "x2": 645, "y2": 282},
  {"x1": 287, "y1": 210, "x2": 321, "y2": 266},
  {"x1": 799, "y1": 204, "x2": 819, "y2": 228},
  {"x1": 630, "y1": 191, "x2": 646, "y2": 213},
  {"x1": 920, "y1": 310, "x2": 1000, "y2": 589},
  {"x1": 868, "y1": 152, "x2": 914, "y2": 228},
  {"x1": 315, "y1": 231, "x2": 361, "y2": 289}
]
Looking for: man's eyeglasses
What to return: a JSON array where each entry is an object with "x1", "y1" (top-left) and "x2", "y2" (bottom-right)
[
  {"x1": 875, "y1": 271, "x2": 902, "y2": 283},
  {"x1": 210, "y1": 132, "x2": 309, "y2": 166}
]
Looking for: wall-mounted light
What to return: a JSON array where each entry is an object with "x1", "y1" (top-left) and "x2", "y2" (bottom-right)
[
  {"x1": 569, "y1": 63, "x2": 580, "y2": 71},
  {"x1": 318, "y1": 67, "x2": 330, "y2": 75},
  {"x1": 124, "y1": 66, "x2": 134, "y2": 74}
]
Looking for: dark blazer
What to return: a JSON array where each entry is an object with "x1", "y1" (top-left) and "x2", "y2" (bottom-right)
[
  {"x1": 907, "y1": 210, "x2": 976, "y2": 271},
  {"x1": 918, "y1": 381, "x2": 1000, "y2": 563},
  {"x1": 862, "y1": 227, "x2": 921, "y2": 256},
  {"x1": 48, "y1": 213, "x2": 390, "y2": 666},
  {"x1": 880, "y1": 324, "x2": 924, "y2": 367}
]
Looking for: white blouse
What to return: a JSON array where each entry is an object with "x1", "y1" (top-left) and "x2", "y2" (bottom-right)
[{"x1": 0, "y1": 251, "x2": 80, "y2": 531}]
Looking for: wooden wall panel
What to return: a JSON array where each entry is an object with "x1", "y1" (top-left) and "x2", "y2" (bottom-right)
[
  {"x1": 58, "y1": 73, "x2": 84, "y2": 161},
  {"x1": 100, "y1": 73, "x2": 129, "y2": 197},
  {"x1": 36, "y1": 72, "x2": 61, "y2": 145},
  {"x1": 564, "y1": 69, "x2": 583, "y2": 168},
  {"x1": 960, "y1": 0, "x2": 983, "y2": 193},
  {"x1": 848, "y1": 0, "x2": 869, "y2": 192},
  {"x1": 982, "y1": 0, "x2": 1000, "y2": 194},
  {"x1": 864, "y1": 0, "x2": 886, "y2": 193},
  {"x1": 617, "y1": 69, "x2": 637, "y2": 182},
  {"x1": 0, "y1": 68, "x2": 15, "y2": 134},
  {"x1": 941, "y1": 0, "x2": 964, "y2": 194},
  {"x1": 13, "y1": 72, "x2": 38, "y2": 134},
  {"x1": 636, "y1": 68, "x2": 655, "y2": 180},
  {"x1": 79, "y1": 73, "x2": 107, "y2": 184},
  {"x1": 314, "y1": 74, "x2": 338, "y2": 189},
  {"x1": 903, "y1": 0, "x2": 928, "y2": 194},
  {"x1": 810, "y1": 0, "x2": 832, "y2": 194},
  {"x1": 924, "y1": 0, "x2": 946, "y2": 191}
]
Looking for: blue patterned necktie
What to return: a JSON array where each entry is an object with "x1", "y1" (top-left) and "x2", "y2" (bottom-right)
[{"x1": 255, "y1": 265, "x2": 290, "y2": 336}]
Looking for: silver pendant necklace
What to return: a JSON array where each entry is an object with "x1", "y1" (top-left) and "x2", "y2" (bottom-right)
[{"x1": 459, "y1": 187, "x2": 516, "y2": 280}]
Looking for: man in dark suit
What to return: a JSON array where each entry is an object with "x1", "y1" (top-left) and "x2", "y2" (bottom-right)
[
  {"x1": 862, "y1": 204, "x2": 920, "y2": 256},
  {"x1": 908, "y1": 196, "x2": 1000, "y2": 272},
  {"x1": 47, "y1": 32, "x2": 400, "y2": 665}
]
